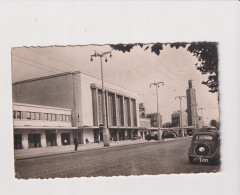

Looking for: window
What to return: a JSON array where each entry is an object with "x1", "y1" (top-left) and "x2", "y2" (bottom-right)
[
  {"x1": 16, "y1": 111, "x2": 21, "y2": 119},
  {"x1": 30, "y1": 112, "x2": 35, "y2": 120},
  {"x1": 60, "y1": 114, "x2": 63, "y2": 121},
  {"x1": 26, "y1": 112, "x2": 31, "y2": 120},
  {"x1": 196, "y1": 135, "x2": 213, "y2": 141},
  {"x1": 35, "y1": 113, "x2": 40, "y2": 120},
  {"x1": 44, "y1": 113, "x2": 48, "y2": 120},
  {"x1": 52, "y1": 114, "x2": 56, "y2": 121},
  {"x1": 63, "y1": 115, "x2": 66, "y2": 121},
  {"x1": 66, "y1": 115, "x2": 70, "y2": 122},
  {"x1": 47, "y1": 113, "x2": 52, "y2": 121},
  {"x1": 13, "y1": 111, "x2": 16, "y2": 119}
]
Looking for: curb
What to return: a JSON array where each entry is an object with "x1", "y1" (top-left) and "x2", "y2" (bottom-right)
[
  {"x1": 15, "y1": 140, "x2": 154, "y2": 161},
  {"x1": 15, "y1": 137, "x2": 190, "y2": 161}
]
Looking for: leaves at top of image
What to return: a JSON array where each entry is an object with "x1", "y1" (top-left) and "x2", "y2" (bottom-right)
[{"x1": 110, "y1": 44, "x2": 135, "y2": 53}]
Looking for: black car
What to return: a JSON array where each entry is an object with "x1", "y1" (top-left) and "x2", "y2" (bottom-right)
[
  {"x1": 145, "y1": 133, "x2": 159, "y2": 141},
  {"x1": 188, "y1": 129, "x2": 220, "y2": 164}
]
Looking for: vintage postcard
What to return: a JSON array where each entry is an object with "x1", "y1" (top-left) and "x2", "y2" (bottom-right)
[
  {"x1": 12, "y1": 42, "x2": 220, "y2": 179},
  {"x1": 0, "y1": 2, "x2": 239, "y2": 195}
]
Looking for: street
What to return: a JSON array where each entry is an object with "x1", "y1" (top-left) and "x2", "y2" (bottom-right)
[{"x1": 15, "y1": 137, "x2": 220, "y2": 179}]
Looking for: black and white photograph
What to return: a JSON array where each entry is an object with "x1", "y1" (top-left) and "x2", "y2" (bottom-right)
[
  {"x1": 12, "y1": 42, "x2": 220, "y2": 179},
  {"x1": 0, "y1": 1, "x2": 240, "y2": 195}
]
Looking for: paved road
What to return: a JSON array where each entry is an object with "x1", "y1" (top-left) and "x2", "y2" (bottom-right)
[{"x1": 15, "y1": 137, "x2": 220, "y2": 179}]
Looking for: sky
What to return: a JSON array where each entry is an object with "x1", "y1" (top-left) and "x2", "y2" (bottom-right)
[{"x1": 11, "y1": 43, "x2": 220, "y2": 124}]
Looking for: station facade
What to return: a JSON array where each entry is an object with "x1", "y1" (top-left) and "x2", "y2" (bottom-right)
[{"x1": 12, "y1": 71, "x2": 141, "y2": 149}]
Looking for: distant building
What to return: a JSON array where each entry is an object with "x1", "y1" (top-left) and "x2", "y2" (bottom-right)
[
  {"x1": 162, "y1": 122, "x2": 172, "y2": 128},
  {"x1": 171, "y1": 110, "x2": 188, "y2": 127},
  {"x1": 139, "y1": 103, "x2": 146, "y2": 118},
  {"x1": 186, "y1": 80, "x2": 199, "y2": 128},
  {"x1": 146, "y1": 113, "x2": 162, "y2": 128}
]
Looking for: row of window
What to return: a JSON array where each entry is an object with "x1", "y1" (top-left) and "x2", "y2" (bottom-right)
[
  {"x1": 13, "y1": 110, "x2": 71, "y2": 122},
  {"x1": 93, "y1": 88, "x2": 137, "y2": 127}
]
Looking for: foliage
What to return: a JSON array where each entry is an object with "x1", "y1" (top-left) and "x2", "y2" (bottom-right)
[
  {"x1": 187, "y1": 42, "x2": 218, "y2": 94},
  {"x1": 210, "y1": 119, "x2": 220, "y2": 129}
]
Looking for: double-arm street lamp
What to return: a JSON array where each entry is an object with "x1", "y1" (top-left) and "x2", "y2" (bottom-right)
[
  {"x1": 150, "y1": 82, "x2": 164, "y2": 141},
  {"x1": 175, "y1": 96, "x2": 186, "y2": 137},
  {"x1": 90, "y1": 51, "x2": 112, "y2": 147}
]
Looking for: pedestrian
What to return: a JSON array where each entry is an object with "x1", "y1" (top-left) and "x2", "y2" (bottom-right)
[
  {"x1": 64, "y1": 138, "x2": 67, "y2": 146},
  {"x1": 155, "y1": 133, "x2": 158, "y2": 141},
  {"x1": 74, "y1": 138, "x2": 78, "y2": 151},
  {"x1": 85, "y1": 138, "x2": 89, "y2": 144}
]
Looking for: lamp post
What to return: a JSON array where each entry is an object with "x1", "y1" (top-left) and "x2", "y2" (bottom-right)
[
  {"x1": 90, "y1": 51, "x2": 112, "y2": 147},
  {"x1": 175, "y1": 96, "x2": 186, "y2": 137},
  {"x1": 150, "y1": 82, "x2": 164, "y2": 141},
  {"x1": 198, "y1": 107, "x2": 205, "y2": 128},
  {"x1": 192, "y1": 103, "x2": 198, "y2": 131}
]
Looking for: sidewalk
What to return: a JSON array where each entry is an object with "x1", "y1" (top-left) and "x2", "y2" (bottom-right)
[{"x1": 14, "y1": 139, "x2": 158, "y2": 160}]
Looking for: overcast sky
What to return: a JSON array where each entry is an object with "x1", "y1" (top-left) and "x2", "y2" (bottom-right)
[{"x1": 11, "y1": 44, "x2": 219, "y2": 124}]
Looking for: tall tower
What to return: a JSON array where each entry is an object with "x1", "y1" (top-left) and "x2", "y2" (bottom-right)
[{"x1": 186, "y1": 80, "x2": 198, "y2": 128}]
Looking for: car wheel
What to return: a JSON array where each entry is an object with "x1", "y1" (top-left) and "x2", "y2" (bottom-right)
[{"x1": 189, "y1": 156, "x2": 194, "y2": 164}]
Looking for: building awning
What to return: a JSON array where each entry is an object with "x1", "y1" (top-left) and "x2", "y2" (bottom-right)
[
  {"x1": 109, "y1": 126, "x2": 143, "y2": 130},
  {"x1": 14, "y1": 126, "x2": 78, "y2": 130}
]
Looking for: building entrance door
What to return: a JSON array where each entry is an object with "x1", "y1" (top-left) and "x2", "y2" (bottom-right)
[
  {"x1": 77, "y1": 132, "x2": 82, "y2": 144},
  {"x1": 94, "y1": 129, "x2": 99, "y2": 143},
  {"x1": 14, "y1": 134, "x2": 22, "y2": 149},
  {"x1": 28, "y1": 134, "x2": 41, "y2": 148},
  {"x1": 46, "y1": 133, "x2": 57, "y2": 146},
  {"x1": 61, "y1": 133, "x2": 70, "y2": 145},
  {"x1": 99, "y1": 132, "x2": 103, "y2": 142}
]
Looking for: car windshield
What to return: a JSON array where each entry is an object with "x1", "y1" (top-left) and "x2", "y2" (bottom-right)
[{"x1": 195, "y1": 135, "x2": 213, "y2": 140}]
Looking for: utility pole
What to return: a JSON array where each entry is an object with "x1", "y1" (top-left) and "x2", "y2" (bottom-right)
[
  {"x1": 198, "y1": 107, "x2": 205, "y2": 128},
  {"x1": 192, "y1": 103, "x2": 198, "y2": 131},
  {"x1": 175, "y1": 96, "x2": 186, "y2": 137},
  {"x1": 150, "y1": 82, "x2": 164, "y2": 141},
  {"x1": 90, "y1": 51, "x2": 112, "y2": 147}
]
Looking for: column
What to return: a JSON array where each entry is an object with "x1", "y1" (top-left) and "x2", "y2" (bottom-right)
[
  {"x1": 114, "y1": 94, "x2": 117, "y2": 126},
  {"x1": 56, "y1": 130, "x2": 62, "y2": 146},
  {"x1": 41, "y1": 130, "x2": 46, "y2": 147},
  {"x1": 95, "y1": 88, "x2": 99, "y2": 126},
  {"x1": 116, "y1": 130, "x2": 119, "y2": 141},
  {"x1": 70, "y1": 130, "x2": 74, "y2": 145},
  {"x1": 129, "y1": 99, "x2": 132, "y2": 127},
  {"x1": 105, "y1": 91, "x2": 109, "y2": 127},
  {"x1": 92, "y1": 88, "x2": 98, "y2": 126},
  {"x1": 22, "y1": 130, "x2": 28, "y2": 149},
  {"x1": 98, "y1": 130, "x2": 100, "y2": 143},
  {"x1": 122, "y1": 96, "x2": 125, "y2": 126},
  {"x1": 128, "y1": 98, "x2": 131, "y2": 126}
]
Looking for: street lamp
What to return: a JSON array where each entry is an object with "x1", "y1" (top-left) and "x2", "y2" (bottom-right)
[
  {"x1": 192, "y1": 103, "x2": 198, "y2": 131},
  {"x1": 175, "y1": 96, "x2": 186, "y2": 137},
  {"x1": 90, "y1": 51, "x2": 112, "y2": 147},
  {"x1": 150, "y1": 82, "x2": 164, "y2": 141},
  {"x1": 198, "y1": 107, "x2": 205, "y2": 128}
]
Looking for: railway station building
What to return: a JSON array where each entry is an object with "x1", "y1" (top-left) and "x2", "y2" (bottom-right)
[{"x1": 12, "y1": 71, "x2": 140, "y2": 149}]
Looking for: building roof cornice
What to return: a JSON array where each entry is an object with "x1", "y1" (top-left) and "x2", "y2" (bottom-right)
[{"x1": 12, "y1": 71, "x2": 81, "y2": 85}]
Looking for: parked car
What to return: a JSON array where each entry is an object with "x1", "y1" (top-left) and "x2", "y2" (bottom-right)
[
  {"x1": 145, "y1": 133, "x2": 158, "y2": 141},
  {"x1": 188, "y1": 129, "x2": 220, "y2": 164},
  {"x1": 132, "y1": 135, "x2": 141, "y2": 140}
]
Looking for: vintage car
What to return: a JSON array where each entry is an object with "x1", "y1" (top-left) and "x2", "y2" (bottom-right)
[
  {"x1": 145, "y1": 133, "x2": 159, "y2": 141},
  {"x1": 188, "y1": 129, "x2": 220, "y2": 164}
]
